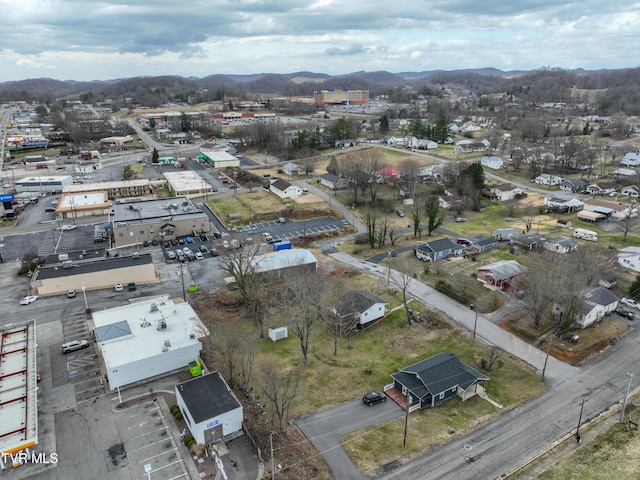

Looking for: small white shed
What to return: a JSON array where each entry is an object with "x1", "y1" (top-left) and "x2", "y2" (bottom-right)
[{"x1": 268, "y1": 326, "x2": 288, "y2": 342}]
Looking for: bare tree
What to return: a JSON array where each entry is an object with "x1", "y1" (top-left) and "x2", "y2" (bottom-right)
[
  {"x1": 375, "y1": 218, "x2": 388, "y2": 248},
  {"x1": 399, "y1": 157, "x2": 421, "y2": 199},
  {"x1": 365, "y1": 210, "x2": 378, "y2": 248},
  {"x1": 411, "y1": 206, "x2": 423, "y2": 238},
  {"x1": 260, "y1": 360, "x2": 301, "y2": 432},
  {"x1": 324, "y1": 285, "x2": 360, "y2": 355},
  {"x1": 621, "y1": 211, "x2": 634, "y2": 242},
  {"x1": 389, "y1": 255, "x2": 415, "y2": 326},
  {"x1": 503, "y1": 199, "x2": 520, "y2": 218}
]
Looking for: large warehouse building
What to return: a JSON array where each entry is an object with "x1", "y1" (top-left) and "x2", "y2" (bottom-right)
[
  {"x1": 15, "y1": 175, "x2": 73, "y2": 193},
  {"x1": 314, "y1": 89, "x2": 369, "y2": 106}
]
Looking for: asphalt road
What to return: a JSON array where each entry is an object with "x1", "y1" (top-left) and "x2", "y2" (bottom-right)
[{"x1": 294, "y1": 249, "x2": 640, "y2": 480}]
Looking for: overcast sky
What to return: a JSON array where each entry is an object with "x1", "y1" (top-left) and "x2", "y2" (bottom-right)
[{"x1": 1, "y1": 0, "x2": 638, "y2": 82}]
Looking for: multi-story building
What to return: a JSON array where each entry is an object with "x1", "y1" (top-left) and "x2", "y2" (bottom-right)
[{"x1": 314, "y1": 89, "x2": 369, "y2": 106}]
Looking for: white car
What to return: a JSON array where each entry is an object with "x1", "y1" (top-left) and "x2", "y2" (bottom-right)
[
  {"x1": 621, "y1": 298, "x2": 640, "y2": 309},
  {"x1": 114, "y1": 283, "x2": 124, "y2": 292},
  {"x1": 194, "y1": 252, "x2": 204, "y2": 260},
  {"x1": 59, "y1": 224, "x2": 76, "y2": 231},
  {"x1": 20, "y1": 295, "x2": 39, "y2": 305}
]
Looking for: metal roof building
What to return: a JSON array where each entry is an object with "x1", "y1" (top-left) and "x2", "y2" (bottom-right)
[{"x1": 0, "y1": 320, "x2": 39, "y2": 465}]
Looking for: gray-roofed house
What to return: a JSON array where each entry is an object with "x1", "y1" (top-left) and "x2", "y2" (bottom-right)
[
  {"x1": 318, "y1": 173, "x2": 347, "y2": 191},
  {"x1": 617, "y1": 246, "x2": 640, "y2": 273},
  {"x1": 175, "y1": 371, "x2": 243, "y2": 445},
  {"x1": 486, "y1": 183, "x2": 524, "y2": 202},
  {"x1": 332, "y1": 290, "x2": 388, "y2": 327},
  {"x1": 576, "y1": 286, "x2": 619, "y2": 328},
  {"x1": 621, "y1": 185, "x2": 640, "y2": 198},
  {"x1": 510, "y1": 232, "x2": 547, "y2": 251},
  {"x1": 559, "y1": 178, "x2": 589, "y2": 193},
  {"x1": 269, "y1": 178, "x2": 302, "y2": 199},
  {"x1": 492, "y1": 228, "x2": 520, "y2": 241},
  {"x1": 543, "y1": 196, "x2": 585, "y2": 213},
  {"x1": 477, "y1": 260, "x2": 527, "y2": 291},
  {"x1": 543, "y1": 236, "x2": 578, "y2": 254},
  {"x1": 473, "y1": 236, "x2": 503, "y2": 253},
  {"x1": 388, "y1": 352, "x2": 489, "y2": 410},
  {"x1": 283, "y1": 162, "x2": 305, "y2": 176},
  {"x1": 415, "y1": 238, "x2": 464, "y2": 262}
]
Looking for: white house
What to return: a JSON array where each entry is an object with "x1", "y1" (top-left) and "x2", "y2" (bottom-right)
[
  {"x1": 332, "y1": 290, "x2": 388, "y2": 327},
  {"x1": 544, "y1": 196, "x2": 584, "y2": 213},
  {"x1": 283, "y1": 162, "x2": 305, "y2": 176},
  {"x1": 480, "y1": 156, "x2": 504, "y2": 170},
  {"x1": 621, "y1": 152, "x2": 640, "y2": 167},
  {"x1": 618, "y1": 246, "x2": 640, "y2": 273},
  {"x1": 487, "y1": 183, "x2": 523, "y2": 202},
  {"x1": 614, "y1": 168, "x2": 637, "y2": 177},
  {"x1": 621, "y1": 185, "x2": 640, "y2": 198},
  {"x1": 543, "y1": 236, "x2": 578, "y2": 254},
  {"x1": 583, "y1": 198, "x2": 636, "y2": 221},
  {"x1": 576, "y1": 286, "x2": 619, "y2": 328},
  {"x1": 417, "y1": 139, "x2": 438, "y2": 150},
  {"x1": 175, "y1": 371, "x2": 243, "y2": 445},
  {"x1": 269, "y1": 178, "x2": 302, "y2": 199},
  {"x1": 534, "y1": 173, "x2": 562, "y2": 186}
]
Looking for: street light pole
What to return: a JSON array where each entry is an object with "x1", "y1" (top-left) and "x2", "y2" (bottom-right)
[
  {"x1": 81, "y1": 285, "x2": 88, "y2": 310},
  {"x1": 387, "y1": 252, "x2": 392, "y2": 285},
  {"x1": 179, "y1": 263, "x2": 186, "y2": 300},
  {"x1": 620, "y1": 372, "x2": 633, "y2": 423}
]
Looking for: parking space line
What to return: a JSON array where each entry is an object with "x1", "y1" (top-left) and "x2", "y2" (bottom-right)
[
  {"x1": 129, "y1": 426, "x2": 170, "y2": 441},
  {"x1": 166, "y1": 474, "x2": 189, "y2": 480},
  {"x1": 138, "y1": 447, "x2": 178, "y2": 464},
  {"x1": 134, "y1": 438, "x2": 175, "y2": 452},
  {"x1": 71, "y1": 374, "x2": 102, "y2": 385},
  {"x1": 144, "y1": 459, "x2": 185, "y2": 475}
]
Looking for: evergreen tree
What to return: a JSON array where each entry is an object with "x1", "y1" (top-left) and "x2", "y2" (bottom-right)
[
  {"x1": 432, "y1": 111, "x2": 451, "y2": 144},
  {"x1": 425, "y1": 195, "x2": 446, "y2": 236},
  {"x1": 151, "y1": 147, "x2": 159, "y2": 164},
  {"x1": 379, "y1": 115, "x2": 390, "y2": 134},
  {"x1": 327, "y1": 157, "x2": 339, "y2": 175}
]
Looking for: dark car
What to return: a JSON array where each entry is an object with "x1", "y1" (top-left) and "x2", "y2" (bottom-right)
[
  {"x1": 363, "y1": 391, "x2": 386, "y2": 406},
  {"x1": 615, "y1": 308, "x2": 635, "y2": 320}
]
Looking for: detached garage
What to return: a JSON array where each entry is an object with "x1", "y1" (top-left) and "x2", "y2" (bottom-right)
[{"x1": 175, "y1": 372, "x2": 243, "y2": 446}]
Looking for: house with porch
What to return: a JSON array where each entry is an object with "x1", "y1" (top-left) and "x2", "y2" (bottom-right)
[
  {"x1": 544, "y1": 196, "x2": 584, "y2": 213},
  {"x1": 559, "y1": 178, "x2": 589, "y2": 193},
  {"x1": 332, "y1": 290, "x2": 388, "y2": 327},
  {"x1": 576, "y1": 286, "x2": 619, "y2": 328},
  {"x1": 534, "y1": 173, "x2": 562, "y2": 186},
  {"x1": 415, "y1": 238, "x2": 464, "y2": 262},
  {"x1": 477, "y1": 260, "x2": 526, "y2": 291},
  {"x1": 621, "y1": 185, "x2": 640, "y2": 198},
  {"x1": 586, "y1": 182, "x2": 617, "y2": 196},
  {"x1": 486, "y1": 183, "x2": 524, "y2": 202},
  {"x1": 386, "y1": 352, "x2": 489, "y2": 410}
]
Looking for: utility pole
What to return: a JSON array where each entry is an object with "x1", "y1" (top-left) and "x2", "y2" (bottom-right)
[
  {"x1": 179, "y1": 263, "x2": 186, "y2": 300},
  {"x1": 576, "y1": 398, "x2": 585, "y2": 443},
  {"x1": 470, "y1": 304, "x2": 479, "y2": 340},
  {"x1": 403, "y1": 394, "x2": 412, "y2": 448},
  {"x1": 270, "y1": 433, "x2": 275, "y2": 480},
  {"x1": 387, "y1": 252, "x2": 392, "y2": 285},
  {"x1": 620, "y1": 372, "x2": 633, "y2": 423},
  {"x1": 542, "y1": 334, "x2": 554, "y2": 382}
]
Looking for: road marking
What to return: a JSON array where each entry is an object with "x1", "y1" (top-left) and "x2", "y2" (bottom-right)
[
  {"x1": 134, "y1": 438, "x2": 176, "y2": 452},
  {"x1": 138, "y1": 447, "x2": 178, "y2": 463},
  {"x1": 129, "y1": 426, "x2": 170, "y2": 441}
]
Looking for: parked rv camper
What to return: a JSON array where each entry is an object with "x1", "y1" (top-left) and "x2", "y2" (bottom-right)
[{"x1": 573, "y1": 228, "x2": 598, "y2": 242}]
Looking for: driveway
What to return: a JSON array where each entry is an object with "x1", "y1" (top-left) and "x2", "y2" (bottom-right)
[{"x1": 294, "y1": 399, "x2": 404, "y2": 480}]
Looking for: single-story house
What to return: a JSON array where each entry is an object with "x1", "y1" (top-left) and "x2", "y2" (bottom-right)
[
  {"x1": 621, "y1": 152, "x2": 640, "y2": 167},
  {"x1": 476, "y1": 260, "x2": 526, "y2": 291},
  {"x1": 577, "y1": 210, "x2": 607, "y2": 223},
  {"x1": 576, "y1": 286, "x2": 619, "y2": 328},
  {"x1": 559, "y1": 178, "x2": 589, "y2": 193},
  {"x1": 534, "y1": 173, "x2": 562, "y2": 186},
  {"x1": 417, "y1": 139, "x2": 438, "y2": 150},
  {"x1": 480, "y1": 156, "x2": 504, "y2": 170},
  {"x1": 543, "y1": 236, "x2": 578, "y2": 254},
  {"x1": 318, "y1": 173, "x2": 347, "y2": 190},
  {"x1": 473, "y1": 237, "x2": 503, "y2": 253},
  {"x1": 175, "y1": 371, "x2": 243, "y2": 445},
  {"x1": 621, "y1": 185, "x2": 640, "y2": 198},
  {"x1": 415, "y1": 238, "x2": 464, "y2": 262},
  {"x1": 492, "y1": 228, "x2": 520, "y2": 241},
  {"x1": 614, "y1": 168, "x2": 636, "y2": 177},
  {"x1": 283, "y1": 162, "x2": 305, "y2": 176},
  {"x1": 454, "y1": 140, "x2": 487, "y2": 154},
  {"x1": 586, "y1": 182, "x2": 617, "y2": 196},
  {"x1": 418, "y1": 165, "x2": 444, "y2": 182},
  {"x1": 388, "y1": 352, "x2": 489, "y2": 409},
  {"x1": 332, "y1": 290, "x2": 388, "y2": 327},
  {"x1": 583, "y1": 198, "x2": 635, "y2": 221},
  {"x1": 486, "y1": 183, "x2": 524, "y2": 202},
  {"x1": 375, "y1": 167, "x2": 400, "y2": 182},
  {"x1": 269, "y1": 178, "x2": 302, "y2": 199},
  {"x1": 335, "y1": 139, "x2": 357, "y2": 148},
  {"x1": 404, "y1": 135, "x2": 419, "y2": 149},
  {"x1": 510, "y1": 232, "x2": 546, "y2": 251},
  {"x1": 544, "y1": 196, "x2": 585, "y2": 213},
  {"x1": 618, "y1": 246, "x2": 640, "y2": 273},
  {"x1": 438, "y1": 195, "x2": 465, "y2": 210}
]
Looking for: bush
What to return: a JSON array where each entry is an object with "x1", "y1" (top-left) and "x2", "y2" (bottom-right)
[
  {"x1": 169, "y1": 404, "x2": 179, "y2": 415},
  {"x1": 174, "y1": 411, "x2": 183, "y2": 421},
  {"x1": 183, "y1": 434, "x2": 195, "y2": 448}
]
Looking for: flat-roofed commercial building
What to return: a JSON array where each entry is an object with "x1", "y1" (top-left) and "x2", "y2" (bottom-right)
[
  {"x1": 0, "y1": 320, "x2": 39, "y2": 469},
  {"x1": 15, "y1": 175, "x2": 73, "y2": 193},
  {"x1": 163, "y1": 171, "x2": 214, "y2": 198},
  {"x1": 30, "y1": 253, "x2": 156, "y2": 296},
  {"x1": 62, "y1": 179, "x2": 155, "y2": 200},
  {"x1": 110, "y1": 197, "x2": 210, "y2": 248},
  {"x1": 92, "y1": 295, "x2": 208, "y2": 391},
  {"x1": 314, "y1": 89, "x2": 369, "y2": 106},
  {"x1": 198, "y1": 150, "x2": 240, "y2": 169},
  {"x1": 55, "y1": 191, "x2": 112, "y2": 218}
]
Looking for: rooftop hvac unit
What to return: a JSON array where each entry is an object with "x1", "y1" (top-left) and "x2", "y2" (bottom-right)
[
  {"x1": 157, "y1": 319, "x2": 167, "y2": 331},
  {"x1": 150, "y1": 303, "x2": 158, "y2": 312},
  {"x1": 164, "y1": 339, "x2": 171, "y2": 347},
  {"x1": 189, "y1": 333, "x2": 195, "y2": 339},
  {"x1": 268, "y1": 326, "x2": 288, "y2": 342}
]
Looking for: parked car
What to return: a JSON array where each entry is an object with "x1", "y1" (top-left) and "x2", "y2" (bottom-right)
[
  {"x1": 363, "y1": 392, "x2": 386, "y2": 406},
  {"x1": 210, "y1": 247, "x2": 219, "y2": 257},
  {"x1": 615, "y1": 308, "x2": 635, "y2": 320},
  {"x1": 194, "y1": 252, "x2": 204, "y2": 260},
  {"x1": 66, "y1": 289, "x2": 76, "y2": 298},
  {"x1": 166, "y1": 250, "x2": 176, "y2": 260},
  {"x1": 564, "y1": 334, "x2": 580, "y2": 343},
  {"x1": 198, "y1": 245, "x2": 210, "y2": 254},
  {"x1": 396, "y1": 209, "x2": 405, "y2": 217},
  {"x1": 59, "y1": 224, "x2": 76, "y2": 231},
  {"x1": 185, "y1": 236, "x2": 193, "y2": 243},
  {"x1": 186, "y1": 252, "x2": 196, "y2": 261},
  {"x1": 178, "y1": 238, "x2": 186, "y2": 245},
  {"x1": 20, "y1": 295, "x2": 39, "y2": 305},
  {"x1": 114, "y1": 283, "x2": 124, "y2": 292},
  {"x1": 621, "y1": 298, "x2": 640, "y2": 309},
  {"x1": 183, "y1": 247, "x2": 192, "y2": 254},
  {"x1": 61, "y1": 339, "x2": 89, "y2": 353},
  {"x1": 455, "y1": 217, "x2": 467, "y2": 223}
]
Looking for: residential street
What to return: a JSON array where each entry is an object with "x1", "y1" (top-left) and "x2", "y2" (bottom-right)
[{"x1": 295, "y1": 243, "x2": 640, "y2": 480}]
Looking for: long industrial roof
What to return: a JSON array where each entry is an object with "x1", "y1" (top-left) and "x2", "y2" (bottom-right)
[{"x1": 0, "y1": 320, "x2": 38, "y2": 454}]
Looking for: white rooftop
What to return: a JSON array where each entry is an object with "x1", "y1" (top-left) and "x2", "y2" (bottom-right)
[
  {"x1": 63, "y1": 179, "x2": 151, "y2": 193},
  {"x1": 16, "y1": 175, "x2": 72, "y2": 183},
  {"x1": 252, "y1": 248, "x2": 317, "y2": 273},
  {"x1": 60, "y1": 192, "x2": 110, "y2": 209},
  {"x1": 199, "y1": 150, "x2": 237, "y2": 161},
  {"x1": 92, "y1": 296, "x2": 207, "y2": 370},
  {"x1": 163, "y1": 171, "x2": 213, "y2": 193}
]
